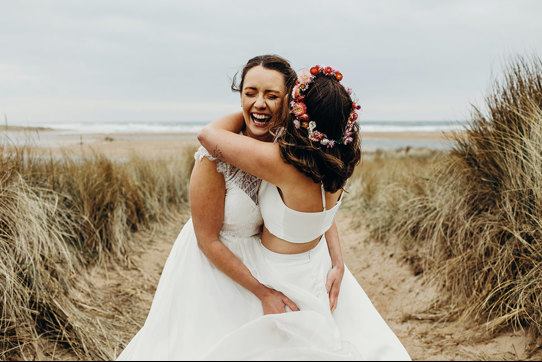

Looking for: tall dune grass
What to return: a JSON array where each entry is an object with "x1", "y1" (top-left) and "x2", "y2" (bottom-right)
[
  {"x1": 0, "y1": 145, "x2": 196, "y2": 360},
  {"x1": 347, "y1": 56, "x2": 542, "y2": 336}
]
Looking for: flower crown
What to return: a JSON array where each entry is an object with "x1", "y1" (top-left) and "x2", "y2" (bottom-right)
[{"x1": 290, "y1": 65, "x2": 361, "y2": 148}]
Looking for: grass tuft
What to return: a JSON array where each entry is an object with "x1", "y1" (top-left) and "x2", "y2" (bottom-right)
[
  {"x1": 0, "y1": 144, "x2": 196, "y2": 360},
  {"x1": 346, "y1": 56, "x2": 542, "y2": 336}
]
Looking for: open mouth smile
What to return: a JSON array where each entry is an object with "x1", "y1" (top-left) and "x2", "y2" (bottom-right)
[{"x1": 250, "y1": 113, "x2": 271, "y2": 128}]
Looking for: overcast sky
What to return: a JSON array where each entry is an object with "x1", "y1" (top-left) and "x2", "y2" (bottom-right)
[{"x1": 1, "y1": 0, "x2": 541, "y2": 124}]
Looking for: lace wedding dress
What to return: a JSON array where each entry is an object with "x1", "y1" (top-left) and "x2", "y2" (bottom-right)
[{"x1": 117, "y1": 147, "x2": 410, "y2": 360}]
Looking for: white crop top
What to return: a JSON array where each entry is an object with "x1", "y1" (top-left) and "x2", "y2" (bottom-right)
[{"x1": 258, "y1": 180, "x2": 342, "y2": 243}]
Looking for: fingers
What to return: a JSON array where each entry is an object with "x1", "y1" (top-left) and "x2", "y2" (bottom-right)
[
  {"x1": 325, "y1": 275, "x2": 333, "y2": 292},
  {"x1": 329, "y1": 291, "x2": 336, "y2": 312},
  {"x1": 326, "y1": 277, "x2": 337, "y2": 312},
  {"x1": 330, "y1": 294, "x2": 337, "y2": 312},
  {"x1": 329, "y1": 284, "x2": 340, "y2": 312},
  {"x1": 283, "y1": 296, "x2": 299, "y2": 312}
]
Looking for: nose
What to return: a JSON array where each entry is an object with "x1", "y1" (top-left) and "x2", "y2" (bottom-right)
[{"x1": 254, "y1": 94, "x2": 267, "y2": 109}]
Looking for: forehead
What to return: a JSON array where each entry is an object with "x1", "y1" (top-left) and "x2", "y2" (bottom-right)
[{"x1": 243, "y1": 65, "x2": 285, "y2": 92}]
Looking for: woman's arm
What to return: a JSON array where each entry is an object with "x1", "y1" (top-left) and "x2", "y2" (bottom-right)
[
  {"x1": 206, "y1": 111, "x2": 245, "y2": 133},
  {"x1": 190, "y1": 156, "x2": 298, "y2": 314},
  {"x1": 197, "y1": 113, "x2": 296, "y2": 187},
  {"x1": 324, "y1": 221, "x2": 345, "y2": 313}
]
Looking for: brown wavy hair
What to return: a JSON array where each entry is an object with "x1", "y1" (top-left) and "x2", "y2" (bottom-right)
[
  {"x1": 275, "y1": 73, "x2": 362, "y2": 193},
  {"x1": 231, "y1": 54, "x2": 297, "y2": 99}
]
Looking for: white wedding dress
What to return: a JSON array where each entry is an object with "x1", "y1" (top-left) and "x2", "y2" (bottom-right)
[{"x1": 117, "y1": 147, "x2": 410, "y2": 361}]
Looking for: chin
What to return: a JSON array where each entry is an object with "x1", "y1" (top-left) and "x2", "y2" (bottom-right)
[{"x1": 246, "y1": 125, "x2": 271, "y2": 140}]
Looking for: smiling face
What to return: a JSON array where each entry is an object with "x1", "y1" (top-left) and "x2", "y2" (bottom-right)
[{"x1": 241, "y1": 65, "x2": 286, "y2": 141}]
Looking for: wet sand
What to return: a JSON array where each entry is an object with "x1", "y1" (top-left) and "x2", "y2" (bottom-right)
[
  {"x1": 363, "y1": 131, "x2": 456, "y2": 141},
  {"x1": 3, "y1": 130, "x2": 458, "y2": 158}
]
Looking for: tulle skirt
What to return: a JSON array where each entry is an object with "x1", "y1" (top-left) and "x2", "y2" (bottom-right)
[
  {"x1": 117, "y1": 220, "x2": 263, "y2": 360},
  {"x1": 117, "y1": 219, "x2": 410, "y2": 360}
]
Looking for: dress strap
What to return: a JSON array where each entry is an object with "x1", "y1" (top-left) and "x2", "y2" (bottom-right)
[
  {"x1": 337, "y1": 189, "x2": 344, "y2": 202},
  {"x1": 321, "y1": 183, "x2": 326, "y2": 211}
]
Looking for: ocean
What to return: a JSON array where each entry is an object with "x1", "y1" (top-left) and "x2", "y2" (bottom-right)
[
  {"x1": 4, "y1": 119, "x2": 466, "y2": 150},
  {"x1": 12, "y1": 119, "x2": 465, "y2": 135}
]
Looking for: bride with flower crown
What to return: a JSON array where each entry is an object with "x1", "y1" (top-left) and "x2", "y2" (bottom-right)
[{"x1": 117, "y1": 55, "x2": 410, "y2": 360}]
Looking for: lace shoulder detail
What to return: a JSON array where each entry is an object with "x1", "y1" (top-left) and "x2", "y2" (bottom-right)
[
  {"x1": 226, "y1": 167, "x2": 261, "y2": 205},
  {"x1": 195, "y1": 146, "x2": 229, "y2": 175},
  {"x1": 194, "y1": 146, "x2": 261, "y2": 204},
  {"x1": 194, "y1": 146, "x2": 217, "y2": 162}
]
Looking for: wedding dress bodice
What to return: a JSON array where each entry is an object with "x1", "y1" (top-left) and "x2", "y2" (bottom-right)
[
  {"x1": 195, "y1": 146, "x2": 263, "y2": 239},
  {"x1": 258, "y1": 180, "x2": 342, "y2": 243}
]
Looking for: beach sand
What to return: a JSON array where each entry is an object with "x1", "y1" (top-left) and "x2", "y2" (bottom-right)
[
  {"x1": 363, "y1": 131, "x2": 453, "y2": 140},
  {"x1": 4, "y1": 130, "x2": 458, "y2": 159}
]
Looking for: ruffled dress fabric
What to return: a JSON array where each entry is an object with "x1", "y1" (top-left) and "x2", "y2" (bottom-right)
[{"x1": 117, "y1": 147, "x2": 410, "y2": 361}]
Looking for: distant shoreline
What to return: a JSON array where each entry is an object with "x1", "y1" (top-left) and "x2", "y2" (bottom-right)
[
  {"x1": 3, "y1": 129, "x2": 457, "y2": 140},
  {"x1": 2, "y1": 129, "x2": 459, "y2": 155},
  {"x1": 3, "y1": 119, "x2": 463, "y2": 136},
  {"x1": 2, "y1": 125, "x2": 54, "y2": 132},
  {"x1": 363, "y1": 131, "x2": 458, "y2": 141}
]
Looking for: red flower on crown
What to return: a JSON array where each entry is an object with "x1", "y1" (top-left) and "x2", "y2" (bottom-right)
[{"x1": 310, "y1": 65, "x2": 321, "y2": 75}]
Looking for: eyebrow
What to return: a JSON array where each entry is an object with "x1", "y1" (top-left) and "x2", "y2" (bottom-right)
[{"x1": 244, "y1": 87, "x2": 283, "y2": 94}]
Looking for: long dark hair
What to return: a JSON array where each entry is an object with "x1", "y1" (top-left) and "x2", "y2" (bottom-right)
[{"x1": 276, "y1": 73, "x2": 362, "y2": 192}]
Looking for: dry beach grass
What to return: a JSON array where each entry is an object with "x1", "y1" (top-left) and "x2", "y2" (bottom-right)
[
  {"x1": 344, "y1": 56, "x2": 542, "y2": 354},
  {"x1": 0, "y1": 144, "x2": 196, "y2": 360}
]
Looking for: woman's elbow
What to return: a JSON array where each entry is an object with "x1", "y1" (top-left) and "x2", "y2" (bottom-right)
[
  {"x1": 197, "y1": 126, "x2": 211, "y2": 147},
  {"x1": 196, "y1": 238, "x2": 209, "y2": 256},
  {"x1": 196, "y1": 235, "x2": 218, "y2": 254}
]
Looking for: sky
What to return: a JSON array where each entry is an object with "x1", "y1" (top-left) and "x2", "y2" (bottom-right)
[{"x1": 1, "y1": 0, "x2": 541, "y2": 125}]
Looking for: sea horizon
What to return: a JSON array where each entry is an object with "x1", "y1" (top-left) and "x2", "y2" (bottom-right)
[{"x1": 5, "y1": 119, "x2": 467, "y2": 135}]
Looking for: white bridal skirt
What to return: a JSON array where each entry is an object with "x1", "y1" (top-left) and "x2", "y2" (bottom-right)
[{"x1": 117, "y1": 220, "x2": 411, "y2": 361}]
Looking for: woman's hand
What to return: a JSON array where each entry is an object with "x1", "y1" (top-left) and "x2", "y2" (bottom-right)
[
  {"x1": 326, "y1": 264, "x2": 344, "y2": 313},
  {"x1": 259, "y1": 287, "x2": 299, "y2": 315}
]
